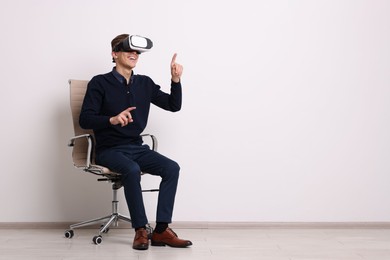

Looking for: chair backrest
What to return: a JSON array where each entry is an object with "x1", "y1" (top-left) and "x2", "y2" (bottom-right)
[{"x1": 69, "y1": 79, "x2": 94, "y2": 167}]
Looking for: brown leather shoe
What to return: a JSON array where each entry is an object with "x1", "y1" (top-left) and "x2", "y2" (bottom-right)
[
  {"x1": 151, "y1": 228, "x2": 192, "y2": 248},
  {"x1": 133, "y1": 228, "x2": 149, "y2": 250}
]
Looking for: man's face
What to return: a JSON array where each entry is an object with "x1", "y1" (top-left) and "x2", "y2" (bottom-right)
[{"x1": 113, "y1": 50, "x2": 139, "y2": 69}]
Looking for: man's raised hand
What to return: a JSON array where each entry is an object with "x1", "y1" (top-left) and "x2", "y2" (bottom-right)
[{"x1": 170, "y1": 53, "x2": 183, "y2": 83}]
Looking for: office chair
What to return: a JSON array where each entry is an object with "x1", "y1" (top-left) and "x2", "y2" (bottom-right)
[{"x1": 64, "y1": 79, "x2": 158, "y2": 244}]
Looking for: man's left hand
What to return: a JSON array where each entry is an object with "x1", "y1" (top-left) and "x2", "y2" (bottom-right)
[{"x1": 171, "y1": 53, "x2": 183, "y2": 83}]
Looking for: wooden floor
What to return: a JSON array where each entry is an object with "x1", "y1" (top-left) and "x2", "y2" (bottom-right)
[{"x1": 1, "y1": 227, "x2": 390, "y2": 259}]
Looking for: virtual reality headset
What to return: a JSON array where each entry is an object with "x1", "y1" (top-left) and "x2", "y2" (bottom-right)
[{"x1": 112, "y1": 35, "x2": 153, "y2": 53}]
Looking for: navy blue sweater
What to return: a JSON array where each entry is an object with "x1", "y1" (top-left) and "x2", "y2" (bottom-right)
[{"x1": 79, "y1": 69, "x2": 182, "y2": 153}]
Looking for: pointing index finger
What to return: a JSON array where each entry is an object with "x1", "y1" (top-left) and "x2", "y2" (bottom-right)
[{"x1": 171, "y1": 53, "x2": 177, "y2": 65}]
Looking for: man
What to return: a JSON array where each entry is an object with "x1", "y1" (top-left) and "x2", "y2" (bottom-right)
[{"x1": 79, "y1": 34, "x2": 192, "y2": 250}]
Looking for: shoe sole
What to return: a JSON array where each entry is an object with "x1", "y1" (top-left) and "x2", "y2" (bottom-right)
[
  {"x1": 133, "y1": 244, "x2": 149, "y2": 250},
  {"x1": 151, "y1": 241, "x2": 166, "y2": 247},
  {"x1": 151, "y1": 241, "x2": 192, "y2": 248}
]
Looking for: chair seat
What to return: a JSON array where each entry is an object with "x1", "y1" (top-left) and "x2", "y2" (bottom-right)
[
  {"x1": 85, "y1": 164, "x2": 120, "y2": 177},
  {"x1": 90, "y1": 164, "x2": 114, "y2": 174}
]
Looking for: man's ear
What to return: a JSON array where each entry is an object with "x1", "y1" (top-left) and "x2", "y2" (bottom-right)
[{"x1": 111, "y1": 51, "x2": 117, "y2": 63}]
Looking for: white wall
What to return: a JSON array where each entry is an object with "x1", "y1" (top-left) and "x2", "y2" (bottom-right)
[{"x1": 0, "y1": 0, "x2": 389, "y2": 223}]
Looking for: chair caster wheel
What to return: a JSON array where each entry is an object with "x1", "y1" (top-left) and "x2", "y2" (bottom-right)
[
  {"x1": 93, "y1": 235, "x2": 103, "y2": 245},
  {"x1": 65, "y1": 230, "x2": 74, "y2": 239}
]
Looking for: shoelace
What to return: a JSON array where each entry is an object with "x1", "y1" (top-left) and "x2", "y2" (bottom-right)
[
  {"x1": 166, "y1": 228, "x2": 178, "y2": 237},
  {"x1": 136, "y1": 229, "x2": 148, "y2": 239}
]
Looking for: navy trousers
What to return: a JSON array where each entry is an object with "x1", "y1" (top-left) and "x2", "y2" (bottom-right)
[{"x1": 95, "y1": 144, "x2": 180, "y2": 229}]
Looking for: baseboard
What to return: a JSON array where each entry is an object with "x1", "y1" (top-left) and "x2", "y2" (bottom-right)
[
  {"x1": 1, "y1": 221, "x2": 390, "y2": 229},
  {"x1": 172, "y1": 221, "x2": 390, "y2": 229}
]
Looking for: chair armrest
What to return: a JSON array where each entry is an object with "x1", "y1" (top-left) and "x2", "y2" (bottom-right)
[
  {"x1": 68, "y1": 134, "x2": 156, "y2": 173},
  {"x1": 68, "y1": 134, "x2": 91, "y2": 147},
  {"x1": 141, "y1": 134, "x2": 158, "y2": 151},
  {"x1": 68, "y1": 134, "x2": 94, "y2": 169}
]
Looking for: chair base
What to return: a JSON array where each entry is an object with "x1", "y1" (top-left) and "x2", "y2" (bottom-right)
[
  {"x1": 64, "y1": 183, "x2": 154, "y2": 244},
  {"x1": 64, "y1": 212, "x2": 133, "y2": 244},
  {"x1": 69, "y1": 212, "x2": 132, "y2": 233}
]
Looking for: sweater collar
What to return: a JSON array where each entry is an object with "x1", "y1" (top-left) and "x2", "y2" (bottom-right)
[{"x1": 112, "y1": 67, "x2": 134, "y2": 85}]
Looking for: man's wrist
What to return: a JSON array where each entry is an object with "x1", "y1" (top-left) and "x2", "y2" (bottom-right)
[{"x1": 171, "y1": 77, "x2": 180, "y2": 83}]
